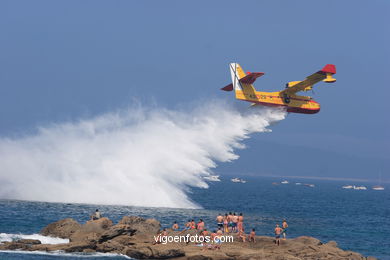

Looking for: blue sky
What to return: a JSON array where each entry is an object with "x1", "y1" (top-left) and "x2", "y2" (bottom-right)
[{"x1": 1, "y1": 0, "x2": 389, "y2": 181}]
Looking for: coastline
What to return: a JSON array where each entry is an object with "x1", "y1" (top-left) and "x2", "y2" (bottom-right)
[{"x1": 0, "y1": 216, "x2": 377, "y2": 260}]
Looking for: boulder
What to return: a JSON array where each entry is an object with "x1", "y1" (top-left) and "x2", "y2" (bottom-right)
[
  {"x1": 119, "y1": 216, "x2": 161, "y2": 235},
  {"x1": 63, "y1": 241, "x2": 96, "y2": 253},
  {"x1": 125, "y1": 246, "x2": 154, "y2": 259},
  {"x1": 98, "y1": 224, "x2": 136, "y2": 243},
  {"x1": 15, "y1": 239, "x2": 41, "y2": 245},
  {"x1": 326, "y1": 240, "x2": 338, "y2": 247},
  {"x1": 40, "y1": 218, "x2": 81, "y2": 238},
  {"x1": 69, "y1": 217, "x2": 113, "y2": 243}
]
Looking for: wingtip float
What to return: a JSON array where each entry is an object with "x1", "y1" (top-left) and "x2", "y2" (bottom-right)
[{"x1": 222, "y1": 63, "x2": 336, "y2": 114}]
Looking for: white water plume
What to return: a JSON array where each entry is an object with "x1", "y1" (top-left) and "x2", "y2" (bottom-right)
[{"x1": 0, "y1": 100, "x2": 286, "y2": 208}]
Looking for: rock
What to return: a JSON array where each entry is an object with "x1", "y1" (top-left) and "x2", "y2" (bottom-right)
[
  {"x1": 119, "y1": 216, "x2": 161, "y2": 235},
  {"x1": 125, "y1": 246, "x2": 154, "y2": 259},
  {"x1": 326, "y1": 240, "x2": 338, "y2": 247},
  {"x1": 40, "y1": 218, "x2": 81, "y2": 238},
  {"x1": 7, "y1": 215, "x2": 375, "y2": 260},
  {"x1": 63, "y1": 242, "x2": 96, "y2": 253},
  {"x1": 70, "y1": 217, "x2": 113, "y2": 243},
  {"x1": 16, "y1": 239, "x2": 41, "y2": 245},
  {"x1": 153, "y1": 248, "x2": 185, "y2": 259},
  {"x1": 367, "y1": 257, "x2": 378, "y2": 260},
  {"x1": 96, "y1": 240, "x2": 125, "y2": 252},
  {"x1": 292, "y1": 236, "x2": 322, "y2": 246},
  {"x1": 187, "y1": 256, "x2": 213, "y2": 260},
  {"x1": 98, "y1": 224, "x2": 136, "y2": 243}
]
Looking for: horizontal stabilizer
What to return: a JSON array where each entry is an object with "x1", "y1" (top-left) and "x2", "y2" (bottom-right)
[
  {"x1": 221, "y1": 84, "x2": 234, "y2": 91},
  {"x1": 240, "y1": 72, "x2": 265, "y2": 84},
  {"x1": 221, "y1": 71, "x2": 264, "y2": 91}
]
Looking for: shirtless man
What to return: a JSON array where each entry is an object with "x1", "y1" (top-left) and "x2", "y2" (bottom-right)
[
  {"x1": 248, "y1": 228, "x2": 256, "y2": 243},
  {"x1": 282, "y1": 219, "x2": 288, "y2": 240},
  {"x1": 274, "y1": 224, "x2": 283, "y2": 246},
  {"x1": 172, "y1": 221, "x2": 179, "y2": 230},
  {"x1": 238, "y1": 213, "x2": 244, "y2": 223},
  {"x1": 197, "y1": 219, "x2": 205, "y2": 230},
  {"x1": 227, "y1": 212, "x2": 233, "y2": 232},
  {"x1": 216, "y1": 214, "x2": 224, "y2": 230},
  {"x1": 232, "y1": 213, "x2": 239, "y2": 232}
]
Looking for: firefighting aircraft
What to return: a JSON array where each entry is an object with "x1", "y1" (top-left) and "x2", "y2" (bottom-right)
[{"x1": 221, "y1": 63, "x2": 336, "y2": 114}]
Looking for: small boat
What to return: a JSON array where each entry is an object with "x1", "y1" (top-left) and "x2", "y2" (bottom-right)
[
  {"x1": 372, "y1": 185, "x2": 385, "y2": 191},
  {"x1": 272, "y1": 182, "x2": 280, "y2": 185},
  {"x1": 203, "y1": 175, "x2": 221, "y2": 182},
  {"x1": 295, "y1": 182, "x2": 302, "y2": 185},
  {"x1": 231, "y1": 178, "x2": 247, "y2": 183},
  {"x1": 304, "y1": 183, "x2": 315, "y2": 187},
  {"x1": 342, "y1": 185, "x2": 353, "y2": 189},
  {"x1": 281, "y1": 180, "x2": 289, "y2": 184},
  {"x1": 353, "y1": 185, "x2": 367, "y2": 190}
]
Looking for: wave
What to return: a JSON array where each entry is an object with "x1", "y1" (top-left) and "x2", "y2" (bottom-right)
[
  {"x1": 0, "y1": 100, "x2": 286, "y2": 208},
  {"x1": 0, "y1": 233, "x2": 69, "y2": 244}
]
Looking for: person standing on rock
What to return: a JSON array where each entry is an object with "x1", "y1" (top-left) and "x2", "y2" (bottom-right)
[
  {"x1": 282, "y1": 219, "x2": 288, "y2": 240},
  {"x1": 216, "y1": 214, "x2": 224, "y2": 230},
  {"x1": 274, "y1": 224, "x2": 283, "y2": 246}
]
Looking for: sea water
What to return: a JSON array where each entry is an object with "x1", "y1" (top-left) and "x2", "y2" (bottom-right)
[{"x1": 0, "y1": 176, "x2": 389, "y2": 259}]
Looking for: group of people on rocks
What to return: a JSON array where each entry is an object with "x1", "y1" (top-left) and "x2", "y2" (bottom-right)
[
  {"x1": 170, "y1": 213, "x2": 289, "y2": 245},
  {"x1": 90, "y1": 209, "x2": 289, "y2": 246}
]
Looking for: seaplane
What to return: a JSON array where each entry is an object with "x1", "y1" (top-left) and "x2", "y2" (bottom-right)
[{"x1": 221, "y1": 63, "x2": 337, "y2": 114}]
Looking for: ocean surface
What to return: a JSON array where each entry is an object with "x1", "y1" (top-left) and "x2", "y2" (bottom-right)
[{"x1": 0, "y1": 176, "x2": 389, "y2": 259}]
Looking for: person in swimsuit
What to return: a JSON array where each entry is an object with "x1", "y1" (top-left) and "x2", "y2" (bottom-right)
[
  {"x1": 232, "y1": 213, "x2": 238, "y2": 232},
  {"x1": 216, "y1": 214, "x2": 223, "y2": 229},
  {"x1": 237, "y1": 230, "x2": 246, "y2": 242},
  {"x1": 190, "y1": 219, "x2": 196, "y2": 229},
  {"x1": 248, "y1": 228, "x2": 256, "y2": 243},
  {"x1": 223, "y1": 214, "x2": 229, "y2": 233},
  {"x1": 197, "y1": 219, "x2": 205, "y2": 230},
  {"x1": 282, "y1": 219, "x2": 288, "y2": 240},
  {"x1": 227, "y1": 212, "x2": 233, "y2": 232},
  {"x1": 274, "y1": 224, "x2": 283, "y2": 246},
  {"x1": 172, "y1": 221, "x2": 179, "y2": 231}
]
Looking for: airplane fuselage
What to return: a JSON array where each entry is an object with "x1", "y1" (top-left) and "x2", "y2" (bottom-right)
[{"x1": 235, "y1": 90, "x2": 320, "y2": 114}]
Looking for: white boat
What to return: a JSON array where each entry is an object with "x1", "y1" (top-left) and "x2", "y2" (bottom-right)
[
  {"x1": 342, "y1": 185, "x2": 353, "y2": 189},
  {"x1": 295, "y1": 183, "x2": 302, "y2": 185},
  {"x1": 281, "y1": 180, "x2": 289, "y2": 184},
  {"x1": 372, "y1": 172, "x2": 385, "y2": 190},
  {"x1": 353, "y1": 185, "x2": 367, "y2": 190},
  {"x1": 304, "y1": 183, "x2": 315, "y2": 187},
  {"x1": 231, "y1": 178, "x2": 246, "y2": 183},
  {"x1": 372, "y1": 185, "x2": 385, "y2": 191},
  {"x1": 203, "y1": 175, "x2": 221, "y2": 182}
]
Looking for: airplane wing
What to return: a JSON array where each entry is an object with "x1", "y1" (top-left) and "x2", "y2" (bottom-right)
[
  {"x1": 221, "y1": 72, "x2": 264, "y2": 91},
  {"x1": 281, "y1": 64, "x2": 336, "y2": 95}
]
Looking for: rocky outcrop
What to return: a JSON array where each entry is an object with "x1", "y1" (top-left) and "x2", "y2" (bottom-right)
[
  {"x1": 0, "y1": 216, "x2": 377, "y2": 260},
  {"x1": 40, "y1": 218, "x2": 81, "y2": 238}
]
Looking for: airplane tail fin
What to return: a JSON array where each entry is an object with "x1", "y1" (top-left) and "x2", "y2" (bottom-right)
[
  {"x1": 221, "y1": 63, "x2": 260, "y2": 93},
  {"x1": 229, "y1": 63, "x2": 247, "y2": 91}
]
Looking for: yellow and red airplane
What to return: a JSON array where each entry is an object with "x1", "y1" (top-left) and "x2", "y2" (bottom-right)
[{"x1": 221, "y1": 63, "x2": 336, "y2": 114}]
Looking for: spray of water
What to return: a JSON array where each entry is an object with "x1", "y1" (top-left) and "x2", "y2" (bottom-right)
[{"x1": 0, "y1": 100, "x2": 286, "y2": 208}]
